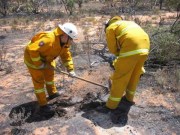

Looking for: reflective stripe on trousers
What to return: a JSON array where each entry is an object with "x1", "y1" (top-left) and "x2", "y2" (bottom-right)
[
  {"x1": 31, "y1": 56, "x2": 41, "y2": 62},
  {"x1": 109, "y1": 96, "x2": 121, "y2": 102},
  {"x1": 126, "y1": 89, "x2": 135, "y2": 95},
  {"x1": 108, "y1": 89, "x2": 135, "y2": 103},
  {"x1": 34, "y1": 88, "x2": 45, "y2": 94},
  {"x1": 46, "y1": 81, "x2": 54, "y2": 85}
]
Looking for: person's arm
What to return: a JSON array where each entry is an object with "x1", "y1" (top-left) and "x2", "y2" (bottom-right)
[
  {"x1": 106, "y1": 27, "x2": 119, "y2": 56},
  {"x1": 60, "y1": 47, "x2": 74, "y2": 72}
]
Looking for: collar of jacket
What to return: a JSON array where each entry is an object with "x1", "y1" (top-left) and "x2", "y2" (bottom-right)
[
  {"x1": 53, "y1": 27, "x2": 64, "y2": 36},
  {"x1": 108, "y1": 20, "x2": 121, "y2": 27}
]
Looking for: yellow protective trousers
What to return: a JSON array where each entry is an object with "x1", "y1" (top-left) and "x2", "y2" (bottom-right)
[
  {"x1": 106, "y1": 54, "x2": 148, "y2": 109},
  {"x1": 27, "y1": 67, "x2": 57, "y2": 106}
]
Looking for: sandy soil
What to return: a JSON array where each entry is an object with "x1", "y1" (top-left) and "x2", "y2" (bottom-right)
[{"x1": 0, "y1": 3, "x2": 179, "y2": 135}]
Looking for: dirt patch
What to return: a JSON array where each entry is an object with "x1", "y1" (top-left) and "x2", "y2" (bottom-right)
[
  {"x1": 1, "y1": 40, "x2": 179, "y2": 135},
  {"x1": 8, "y1": 89, "x2": 106, "y2": 127},
  {"x1": 0, "y1": 8, "x2": 179, "y2": 134}
]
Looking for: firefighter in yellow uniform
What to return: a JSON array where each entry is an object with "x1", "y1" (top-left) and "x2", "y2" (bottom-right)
[
  {"x1": 24, "y1": 23, "x2": 78, "y2": 114},
  {"x1": 104, "y1": 16, "x2": 150, "y2": 110}
]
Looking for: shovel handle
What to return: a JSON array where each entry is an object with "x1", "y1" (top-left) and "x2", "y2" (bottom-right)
[{"x1": 60, "y1": 70, "x2": 108, "y2": 89}]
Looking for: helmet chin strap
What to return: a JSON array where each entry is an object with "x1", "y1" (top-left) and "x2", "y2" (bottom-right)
[
  {"x1": 60, "y1": 35, "x2": 71, "y2": 47},
  {"x1": 67, "y1": 36, "x2": 71, "y2": 42}
]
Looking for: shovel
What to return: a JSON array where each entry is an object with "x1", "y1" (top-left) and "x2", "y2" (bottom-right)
[
  {"x1": 48, "y1": 65, "x2": 109, "y2": 91},
  {"x1": 54, "y1": 66, "x2": 112, "y2": 101},
  {"x1": 59, "y1": 70, "x2": 109, "y2": 91},
  {"x1": 60, "y1": 70, "x2": 111, "y2": 101}
]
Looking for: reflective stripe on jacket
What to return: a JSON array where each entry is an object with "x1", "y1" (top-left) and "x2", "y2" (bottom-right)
[
  {"x1": 118, "y1": 49, "x2": 149, "y2": 58},
  {"x1": 24, "y1": 27, "x2": 74, "y2": 71},
  {"x1": 106, "y1": 20, "x2": 150, "y2": 57}
]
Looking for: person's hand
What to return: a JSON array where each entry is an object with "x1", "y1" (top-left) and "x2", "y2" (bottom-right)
[
  {"x1": 68, "y1": 71, "x2": 76, "y2": 77},
  {"x1": 39, "y1": 63, "x2": 46, "y2": 69}
]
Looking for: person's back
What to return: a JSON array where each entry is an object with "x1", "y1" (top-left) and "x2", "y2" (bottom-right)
[
  {"x1": 106, "y1": 19, "x2": 150, "y2": 56},
  {"x1": 24, "y1": 31, "x2": 55, "y2": 69}
]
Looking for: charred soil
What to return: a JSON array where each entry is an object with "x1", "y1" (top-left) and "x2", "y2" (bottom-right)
[{"x1": 0, "y1": 9, "x2": 179, "y2": 135}]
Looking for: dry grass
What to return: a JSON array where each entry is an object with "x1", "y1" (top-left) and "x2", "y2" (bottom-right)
[
  {"x1": 155, "y1": 68, "x2": 168, "y2": 88},
  {"x1": 175, "y1": 69, "x2": 180, "y2": 90},
  {"x1": 0, "y1": 45, "x2": 7, "y2": 70},
  {"x1": 155, "y1": 67, "x2": 180, "y2": 91}
]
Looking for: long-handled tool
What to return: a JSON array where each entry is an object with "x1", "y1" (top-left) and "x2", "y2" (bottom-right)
[
  {"x1": 59, "y1": 70, "x2": 109, "y2": 90},
  {"x1": 48, "y1": 65, "x2": 108, "y2": 90},
  {"x1": 60, "y1": 70, "x2": 110, "y2": 101},
  {"x1": 54, "y1": 66, "x2": 110, "y2": 101}
]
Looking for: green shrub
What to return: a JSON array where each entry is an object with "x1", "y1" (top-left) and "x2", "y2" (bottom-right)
[
  {"x1": 66, "y1": 0, "x2": 75, "y2": 15},
  {"x1": 150, "y1": 27, "x2": 179, "y2": 62}
]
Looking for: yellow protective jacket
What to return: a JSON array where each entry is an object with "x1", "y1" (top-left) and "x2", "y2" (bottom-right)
[
  {"x1": 24, "y1": 27, "x2": 74, "y2": 71},
  {"x1": 106, "y1": 20, "x2": 150, "y2": 57}
]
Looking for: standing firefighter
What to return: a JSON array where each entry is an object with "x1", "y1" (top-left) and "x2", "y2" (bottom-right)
[
  {"x1": 104, "y1": 16, "x2": 150, "y2": 110},
  {"x1": 24, "y1": 23, "x2": 78, "y2": 114}
]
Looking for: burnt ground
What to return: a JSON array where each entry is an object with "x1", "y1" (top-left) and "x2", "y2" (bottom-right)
[
  {"x1": 0, "y1": 11, "x2": 180, "y2": 135},
  {"x1": 1, "y1": 59, "x2": 180, "y2": 135},
  {"x1": 0, "y1": 40, "x2": 179, "y2": 135}
]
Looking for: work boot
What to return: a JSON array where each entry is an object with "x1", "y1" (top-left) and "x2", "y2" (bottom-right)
[
  {"x1": 39, "y1": 105, "x2": 55, "y2": 116},
  {"x1": 48, "y1": 93, "x2": 60, "y2": 100},
  {"x1": 121, "y1": 96, "x2": 135, "y2": 106},
  {"x1": 118, "y1": 96, "x2": 134, "y2": 113},
  {"x1": 96, "y1": 105, "x2": 112, "y2": 114}
]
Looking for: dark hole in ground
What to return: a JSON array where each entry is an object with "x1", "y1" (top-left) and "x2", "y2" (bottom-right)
[
  {"x1": 9, "y1": 92, "x2": 109, "y2": 126},
  {"x1": 9, "y1": 101, "x2": 56, "y2": 125},
  {"x1": 8, "y1": 85, "x2": 143, "y2": 130},
  {"x1": 80, "y1": 101, "x2": 105, "y2": 111},
  {"x1": 79, "y1": 92, "x2": 106, "y2": 111}
]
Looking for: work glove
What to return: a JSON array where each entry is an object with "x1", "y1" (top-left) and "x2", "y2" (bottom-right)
[
  {"x1": 39, "y1": 63, "x2": 55, "y2": 70},
  {"x1": 108, "y1": 55, "x2": 116, "y2": 69},
  {"x1": 68, "y1": 71, "x2": 76, "y2": 77},
  {"x1": 39, "y1": 63, "x2": 46, "y2": 69}
]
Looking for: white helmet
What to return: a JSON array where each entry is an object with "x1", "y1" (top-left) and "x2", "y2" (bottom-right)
[{"x1": 59, "y1": 23, "x2": 78, "y2": 39}]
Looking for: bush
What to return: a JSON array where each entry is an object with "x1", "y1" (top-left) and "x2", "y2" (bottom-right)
[
  {"x1": 151, "y1": 30, "x2": 179, "y2": 62},
  {"x1": 0, "y1": 0, "x2": 9, "y2": 16},
  {"x1": 143, "y1": 25, "x2": 180, "y2": 63},
  {"x1": 0, "y1": 44, "x2": 13, "y2": 74}
]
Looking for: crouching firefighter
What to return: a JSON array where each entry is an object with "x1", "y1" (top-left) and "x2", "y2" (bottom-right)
[
  {"x1": 24, "y1": 23, "x2": 78, "y2": 114},
  {"x1": 104, "y1": 16, "x2": 150, "y2": 110}
]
